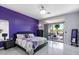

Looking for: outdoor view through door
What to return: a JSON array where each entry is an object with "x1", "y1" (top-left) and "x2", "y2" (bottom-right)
[{"x1": 48, "y1": 23, "x2": 64, "y2": 43}]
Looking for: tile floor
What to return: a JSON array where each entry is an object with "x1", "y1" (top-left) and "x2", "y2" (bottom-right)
[
  {"x1": 0, "y1": 41, "x2": 79, "y2": 55},
  {"x1": 35, "y1": 41, "x2": 79, "y2": 55}
]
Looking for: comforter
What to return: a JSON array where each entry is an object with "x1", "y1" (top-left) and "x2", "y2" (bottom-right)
[{"x1": 16, "y1": 37, "x2": 47, "y2": 54}]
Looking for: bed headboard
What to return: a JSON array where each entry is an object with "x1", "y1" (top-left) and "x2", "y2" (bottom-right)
[
  {"x1": 15, "y1": 32, "x2": 33, "y2": 34},
  {"x1": 13, "y1": 31, "x2": 33, "y2": 39}
]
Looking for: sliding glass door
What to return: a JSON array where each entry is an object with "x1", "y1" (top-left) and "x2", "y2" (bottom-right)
[{"x1": 48, "y1": 23, "x2": 64, "y2": 42}]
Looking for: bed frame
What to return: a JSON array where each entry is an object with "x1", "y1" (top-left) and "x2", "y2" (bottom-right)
[
  {"x1": 13, "y1": 32, "x2": 47, "y2": 55},
  {"x1": 16, "y1": 42, "x2": 47, "y2": 55}
]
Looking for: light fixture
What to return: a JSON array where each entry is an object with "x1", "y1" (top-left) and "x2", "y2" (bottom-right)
[
  {"x1": 40, "y1": 5, "x2": 51, "y2": 15},
  {"x1": 40, "y1": 5, "x2": 47, "y2": 15},
  {"x1": 40, "y1": 9, "x2": 46, "y2": 14}
]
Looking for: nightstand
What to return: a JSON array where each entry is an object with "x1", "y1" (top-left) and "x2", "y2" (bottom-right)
[{"x1": 3, "y1": 39, "x2": 15, "y2": 50}]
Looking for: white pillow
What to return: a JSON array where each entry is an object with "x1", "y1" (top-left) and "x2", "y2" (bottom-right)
[
  {"x1": 17, "y1": 34, "x2": 25, "y2": 39},
  {"x1": 28, "y1": 34, "x2": 35, "y2": 38}
]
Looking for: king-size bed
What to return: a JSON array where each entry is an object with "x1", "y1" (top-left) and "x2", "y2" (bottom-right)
[{"x1": 14, "y1": 32, "x2": 47, "y2": 55}]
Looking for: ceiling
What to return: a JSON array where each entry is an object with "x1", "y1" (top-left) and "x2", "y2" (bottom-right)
[{"x1": 0, "y1": 4, "x2": 79, "y2": 20}]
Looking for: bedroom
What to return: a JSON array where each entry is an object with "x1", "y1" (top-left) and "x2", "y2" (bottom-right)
[{"x1": 0, "y1": 4, "x2": 79, "y2": 55}]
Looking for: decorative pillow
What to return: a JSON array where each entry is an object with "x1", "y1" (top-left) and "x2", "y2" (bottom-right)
[
  {"x1": 25, "y1": 33, "x2": 29, "y2": 38},
  {"x1": 28, "y1": 34, "x2": 35, "y2": 38}
]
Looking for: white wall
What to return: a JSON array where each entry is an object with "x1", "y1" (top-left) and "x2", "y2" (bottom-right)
[
  {"x1": 0, "y1": 20, "x2": 9, "y2": 41},
  {"x1": 64, "y1": 12, "x2": 79, "y2": 45},
  {"x1": 39, "y1": 16, "x2": 65, "y2": 30},
  {"x1": 39, "y1": 12, "x2": 79, "y2": 45}
]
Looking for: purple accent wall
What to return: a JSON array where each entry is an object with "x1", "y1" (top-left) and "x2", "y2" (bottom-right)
[{"x1": 0, "y1": 6, "x2": 39, "y2": 38}]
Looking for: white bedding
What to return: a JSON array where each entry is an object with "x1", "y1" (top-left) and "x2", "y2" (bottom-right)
[{"x1": 16, "y1": 36, "x2": 47, "y2": 54}]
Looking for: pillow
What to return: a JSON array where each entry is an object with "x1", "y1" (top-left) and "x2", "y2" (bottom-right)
[
  {"x1": 28, "y1": 34, "x2": 35, "y2": 38},
  {"x1": 25, "y1": 33, "x2": 29, "y2": 38},
  {"x1": 17, "y1": 34, "x2": 25, "y2": 39}
]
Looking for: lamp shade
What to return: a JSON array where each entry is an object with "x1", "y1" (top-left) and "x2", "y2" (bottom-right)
[{"x1": 2, "y1": 33, "x2": 7, "y2": 37}]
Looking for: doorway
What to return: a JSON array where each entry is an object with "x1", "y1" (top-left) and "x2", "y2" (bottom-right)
[{"x1": 45, "y1": 22, "x2": 64, "y2": 43}]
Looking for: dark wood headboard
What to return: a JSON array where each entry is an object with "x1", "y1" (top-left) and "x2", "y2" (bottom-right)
[
  {"x1": 15, "y1": 32, "x2": 33, "y2": 34},
  {"x1": 13, "y1": 31, "x2": 33, "y2": 40}
]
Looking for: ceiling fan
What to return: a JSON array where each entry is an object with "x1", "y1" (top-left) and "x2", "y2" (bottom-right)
[{"x1": 40, "y1": 5, "x2": 50, "y2": 15}]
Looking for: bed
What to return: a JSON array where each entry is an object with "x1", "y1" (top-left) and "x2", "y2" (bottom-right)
[{"x1": 14, "y1": 32, "x2": 47, "y2": 55}]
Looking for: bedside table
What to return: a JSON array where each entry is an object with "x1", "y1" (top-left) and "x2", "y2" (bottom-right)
[{"x1": 3, "y1": 39, "x2": 15, "y2": 50}]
